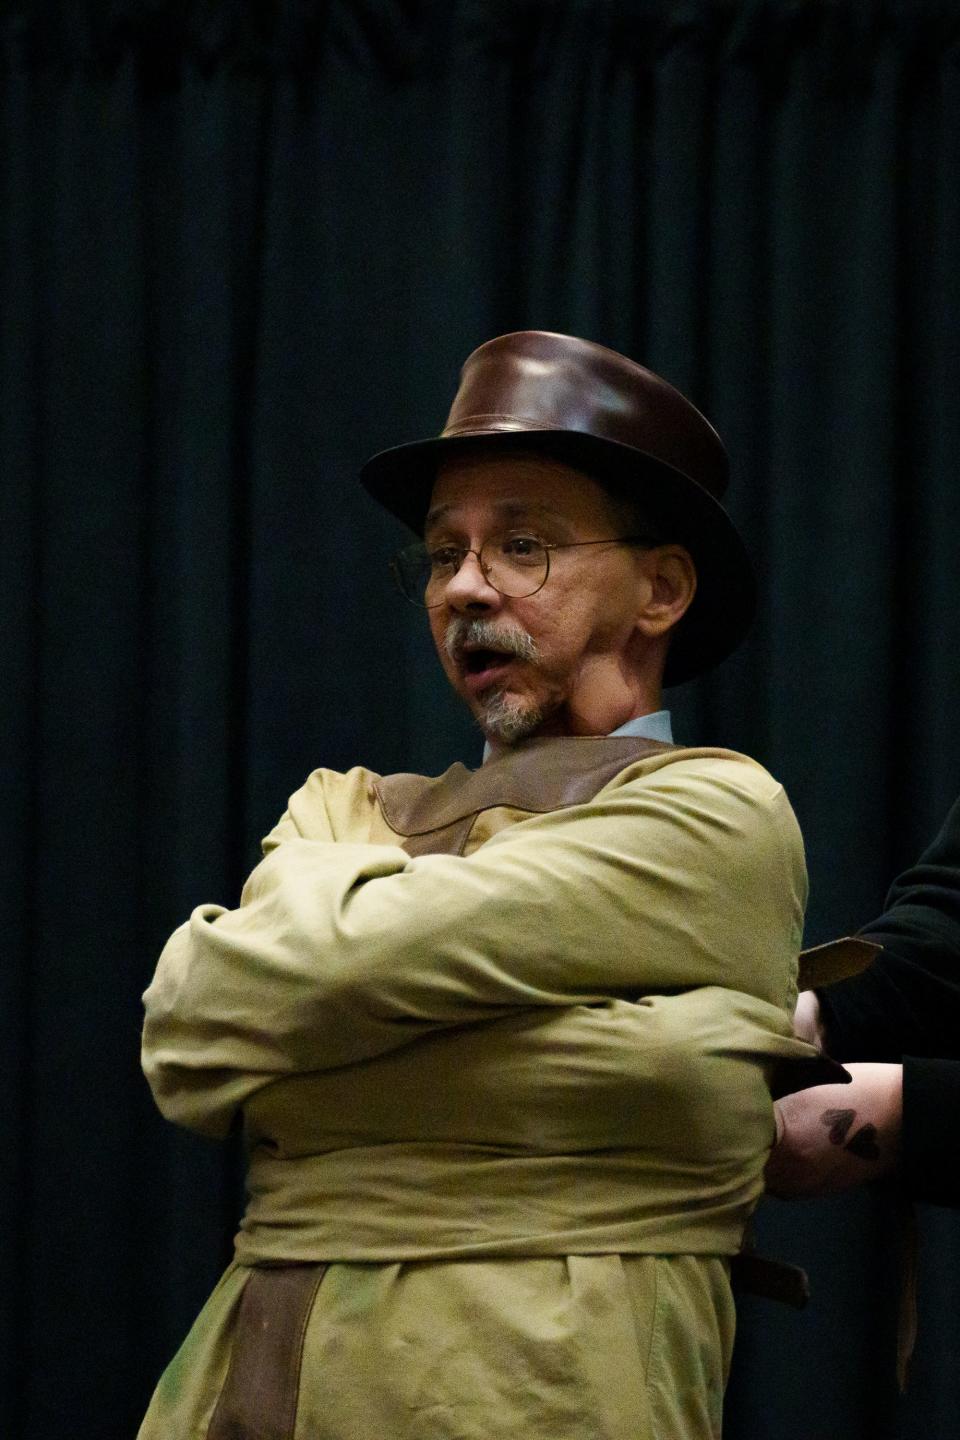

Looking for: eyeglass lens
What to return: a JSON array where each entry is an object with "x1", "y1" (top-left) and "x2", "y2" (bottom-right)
[{"x1": 398, "y1": 537, "x2": 550, "y2": 606}]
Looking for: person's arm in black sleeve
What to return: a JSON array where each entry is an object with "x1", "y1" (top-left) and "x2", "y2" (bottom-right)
[
  {"x1": 770, "y1": 796, "x2": 960, "y2": 1202},
  {"x1": 817, "y1": 795, "x2": 960, "y2": 1061}
]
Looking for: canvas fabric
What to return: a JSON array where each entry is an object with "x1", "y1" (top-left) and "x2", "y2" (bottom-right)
[{"x1": 139, "y1": 739, "x2": 814, "y2": 1439}]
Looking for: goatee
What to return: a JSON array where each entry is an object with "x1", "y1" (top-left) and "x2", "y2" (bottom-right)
[{"x1": 444, "y1": 617, "x2": 545, "y2": 745}]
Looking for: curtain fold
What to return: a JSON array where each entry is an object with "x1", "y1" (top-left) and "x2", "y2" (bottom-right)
[
  {"x1": 3, "y1": 3, "x2": 959, "y2": 1437},
  {"x1": 4, "y1": 2, "x2": 960, "y2": 74}
]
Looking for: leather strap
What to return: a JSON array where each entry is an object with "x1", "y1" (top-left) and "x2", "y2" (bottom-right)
[
  {"x1": 797, "y1": 936, "x2": 881, "y2": 992},
  {"x1": 375, "y1": 735, "x2": 678, "y2": 857},
  {"x1": 207, "y1": 1264, "x2": 327, "y2": 1440}
]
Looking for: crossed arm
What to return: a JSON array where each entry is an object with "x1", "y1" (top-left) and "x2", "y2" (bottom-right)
[{"x1": 142, "y1": 757, "x2": 809, "y2": 1136}]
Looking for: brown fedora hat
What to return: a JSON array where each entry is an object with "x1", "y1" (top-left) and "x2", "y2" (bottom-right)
[{"x1": 360, "y1": 330, "x2": 756, "y2": 685}]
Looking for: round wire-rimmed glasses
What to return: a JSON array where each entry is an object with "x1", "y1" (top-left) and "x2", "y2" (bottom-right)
[{"x1": 390, "y1": 533, "x2": 659, "y2": 609}]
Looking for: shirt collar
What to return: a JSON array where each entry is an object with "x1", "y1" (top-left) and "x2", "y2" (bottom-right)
[
  {"x1": 482, "y1": 709, "x2": 673, "y2": 763},
  {"x1": 607, "y1": 710, "x2": 674, "y2": 743}
]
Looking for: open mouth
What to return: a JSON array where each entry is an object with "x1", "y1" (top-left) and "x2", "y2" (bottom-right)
[
  {"x1": 446, "y1": 620, "x2": 537, "y2": 695},
  {"x1": 463, "y1": 647, "x2": 512, "y2": 675},
  {"x1": 459, "y1": 647, "x2": 518, "y2": 691}
]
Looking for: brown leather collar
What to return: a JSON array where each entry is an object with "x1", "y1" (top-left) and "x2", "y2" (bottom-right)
[{"x1": 375, "y1": 735, "x2": 678, "y2": 857}]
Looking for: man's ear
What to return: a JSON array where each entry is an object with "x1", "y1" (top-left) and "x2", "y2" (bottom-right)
[{"x1": 634, "y1": 546, "x2": 697, "y2": 638}]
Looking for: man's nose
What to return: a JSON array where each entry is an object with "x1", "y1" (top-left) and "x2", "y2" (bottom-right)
[{"x1": 443, "y1": 550, "x2": 504, "y2": 611}]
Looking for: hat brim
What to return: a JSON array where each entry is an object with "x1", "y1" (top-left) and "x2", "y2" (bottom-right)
[{"x1": 361, "y1": 428, "x2": 756, "y2": 687}]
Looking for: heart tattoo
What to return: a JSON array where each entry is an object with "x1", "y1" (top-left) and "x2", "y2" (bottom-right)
[
  {"x1": 845, "y1": 1125, "x2": 881, "y2": 1161},
  {"x1": 821, "y1": 1108, "x2": 855, "y2": 1146}
]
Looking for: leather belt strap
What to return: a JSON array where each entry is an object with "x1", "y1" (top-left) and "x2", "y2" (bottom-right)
[{"x1": 207, "y1": 1263, "x2": 327, "y2": 1440}]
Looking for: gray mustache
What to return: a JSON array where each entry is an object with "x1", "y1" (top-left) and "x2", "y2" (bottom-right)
[{"x1": 445, "y1": 617, "x2": 540, "y2": 665}]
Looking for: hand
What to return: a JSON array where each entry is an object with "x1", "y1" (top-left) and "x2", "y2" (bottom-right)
[
  {"x1": 792, "y1": 989, "x2": 825, "y2": 1050},
  {"x1": 765, "y1": 1062, "x2": 903, "y2": 1198}
]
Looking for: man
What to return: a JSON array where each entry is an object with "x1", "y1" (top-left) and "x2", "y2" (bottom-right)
[
  {"x1": 767, "y1": 793, "x2": 960, "y2": 1205},
  {"x1": 138, "y1": 331, "x2": 816, "y2": 1440}
]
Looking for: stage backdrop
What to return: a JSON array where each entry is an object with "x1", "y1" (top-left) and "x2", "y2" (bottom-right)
[{"x1": 2, "y1": 3, "x2": 959, "y2": 1438}]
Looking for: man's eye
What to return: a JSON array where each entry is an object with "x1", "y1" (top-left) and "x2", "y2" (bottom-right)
[
  {"x1": 500, "y1": 535, "x2": 542, "y2": 559},
  {"x1": 499, "y1": 535, "x2": 546, "y2": 566},
  {"x1": 427, "y1": 546, "x2": 462, "y2": 571}
]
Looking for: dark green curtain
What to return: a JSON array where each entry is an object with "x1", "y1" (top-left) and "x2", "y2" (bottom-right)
[{"x1": 3, "y1": 3, "x2": 960, "y2": 1437}]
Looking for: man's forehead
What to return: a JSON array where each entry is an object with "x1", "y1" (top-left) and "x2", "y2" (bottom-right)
[
  {"x1": 425, "y1": 495, "x2": 558, "y2": 529},
  {"x1": 427, "y1": 450, "x2": 611, "y2": 528}
]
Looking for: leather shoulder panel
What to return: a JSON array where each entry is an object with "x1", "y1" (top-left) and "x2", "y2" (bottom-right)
[{"x1": 375, "y1": 736, "x2": 680, "y2": 840}]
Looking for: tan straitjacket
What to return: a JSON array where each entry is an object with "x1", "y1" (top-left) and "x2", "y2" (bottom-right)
[{"x1": 139, "y1": 737, "x2": 816, "y2": 1440}]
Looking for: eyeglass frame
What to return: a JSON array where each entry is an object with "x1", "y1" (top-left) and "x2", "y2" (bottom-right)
[{"x1": 389, "y1": 532, "x2": 662, "y2": 609}]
